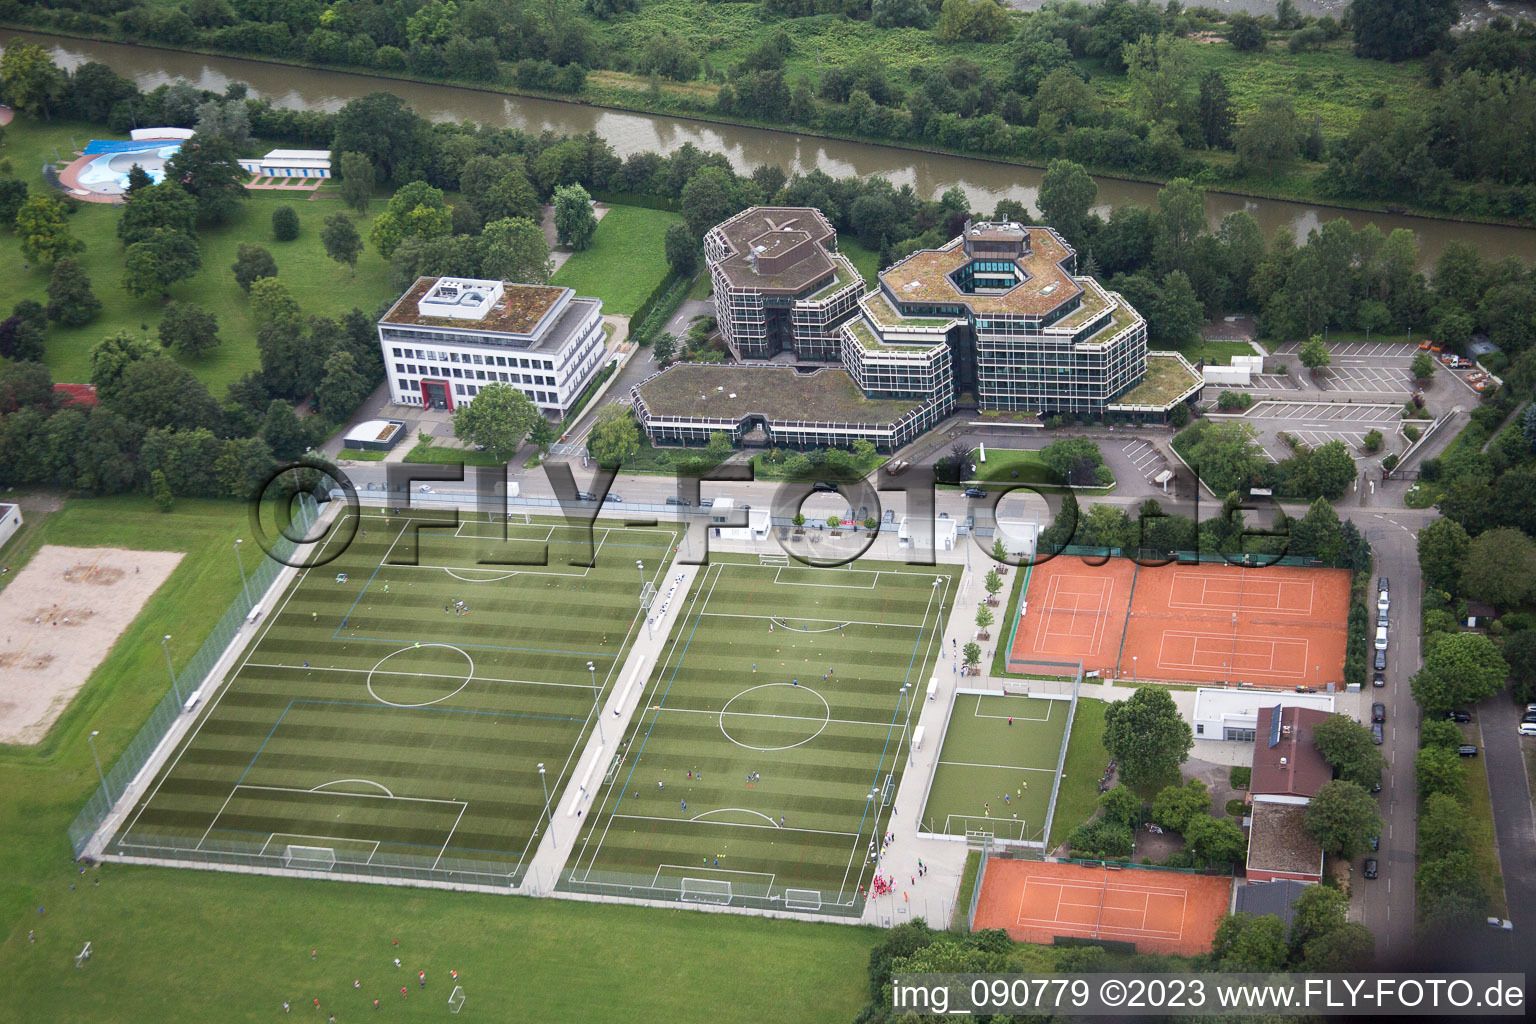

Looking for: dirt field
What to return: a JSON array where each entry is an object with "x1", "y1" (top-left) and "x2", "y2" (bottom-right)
[{"x1": 0, "y1": 546, "x2": 182, "y2": 745}]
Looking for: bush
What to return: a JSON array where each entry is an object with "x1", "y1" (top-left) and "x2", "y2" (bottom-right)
[
  {"x1": 1217, "y1": 390, "x2": 1254, "y2": 411},
  {"x1": 1229, "y1": 765, "x2": 1251, "y2": 789},
  {"x1": 271, "y1": 205, "x2": 300, "y2": 241},
  {"x1": 1362, "y1": 428, "x2": 1384, "y2": 452},
  {"x1": 1404, "y1": 424, "x2": 1421, "y2": 442},
  {"x1": 1224, "y1": 798, "x2": 1249, "y2": 817}
]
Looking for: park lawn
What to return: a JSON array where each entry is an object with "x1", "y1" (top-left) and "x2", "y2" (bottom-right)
[
  {"x1": 2, "y1": 866, "x2": 874, "y2": 1023},
  {"x1": 964, "y1": 448, "x2": 1115, "y2": 491},
  {"x1": 551, "y1": 204, "x2": 682, "y2": 315},
  {"x1": 0, "y1": 115, "x2": 396, "y2": 398},
  {"x1": 401, "y1": 439, "x2": 510, "y2": 466},
  {"x1": 1170, "y1": 337, "x2": 1259, "y2": 366},
  {"x1": 685, "y1": 268, "x2": 713, "y2": 301},
  {"x1": 1047, "y1": 697, "x2": 1110, "y2": 851},
  {"x1": 837, "y1": 237, "x2": 881, "y2": 289}
]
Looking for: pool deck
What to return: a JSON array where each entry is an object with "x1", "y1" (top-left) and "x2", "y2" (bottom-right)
[{"x1": 55, "y1": 137, "x2": 184, "y2": 204}]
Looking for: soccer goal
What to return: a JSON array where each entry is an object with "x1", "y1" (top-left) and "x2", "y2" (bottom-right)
[
  {"x1": 680, "y1": 877, "x2": 732, "y2": 905},
  {"x1": 784, "y1": 888, "x2": 822, "y2": 911},
  {"x1": 448, "y1": 986, "x2": 466, "y2": 1014},
  {"x1": 758, "y1": 552, "x2": 790, "y2": 566},
  {"x1": 283, "y1": 845, "x2": 337, "y2": 870}
]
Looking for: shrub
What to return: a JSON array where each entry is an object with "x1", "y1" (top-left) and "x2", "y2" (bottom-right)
[
  {"x1": 1404, "y1": 424, "x2": 1420, "y2": 442},
  {"x1": 1230, "y1": 765, "x2": 1251, "y2": 789},
  {"x1": 1217, "y1": 390, "x2": 1254, "y2": 411},
  {"x1": 271, "y1": 205, "x2": 299, "y2": 241},
  {"x1": 1224, "y1": 798, "x2": 1249, "y2": 817}
]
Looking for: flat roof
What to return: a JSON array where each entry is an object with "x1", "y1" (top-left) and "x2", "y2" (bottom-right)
[
  {"x1": 637, "y1": 364, "x2": 921, "y2": 425},
  {"x1": 1109, "y1": 353, "x2": 1202, "y2": 411},
  {"x1": 344, "y1": 419, "x2": 404, "y2": 443},
  {"x1": 710, "y1": 207, "x2": 839, "y2": 294},
  {"x1": 1246, "y1": 799, "x2": 1324, "y2": 877},
  {"x1": 880, "y1": 226, "x2": 1080, "y2": 317},
  {"x1": 381, "y1": 277, "x2": 570, "y2": 338},
  {"x1": 1193, "y1": 687, "x2": 1335, "y2": 722}
]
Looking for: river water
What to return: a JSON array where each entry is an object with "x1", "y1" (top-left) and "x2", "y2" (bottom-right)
[{"x1": 4, "y1": 28, "x2": 1534, "y2": 267}]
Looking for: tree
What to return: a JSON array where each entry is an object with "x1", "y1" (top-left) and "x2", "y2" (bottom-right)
[
  {"x1": 1411, "y1": 350, "x2": 1437, "y2": 382},
  {"x1": 1151, "y1": 270, "x2": 1203, "y2": 346},
  {"x1": 984, "y1": 569, "x2": 1003, "y2": 601},
  {"x1": 1184, "y1": 421, "x2": 1265, "y2": 496},
  {"x1": 680, "y1": 167, "x2": 742, "y2": 240},
  {"x1": 1236, "y1": 95, "x2": 1301, "y2": 176},
  {"x1": 249, "y1": 278, "x2": 301, "y2": 325},
  {"x1": 652, "y1": 332, "x2": 677, "y2": 364},
  {"x1": 553, "y1": 184, "x2": 597, "y2": 251},
  {"x1": 1037, "y1": 160, "x2": 1097, "y2": 247},
  {"x1": 1412, "y1": 632, "x2": 1510, "y2": 713},
  {"x1": 1289, "y1": 883, "x2": 1349, "y2": 953},
  {"x1": 1039, "y1": 437, "x2": 1106, "y2": 486},
  {"x1": 271, "y1": 205, "x2": 300, "y2": 242},
  {"x1": 1299, "y1": 334, "x2": 1331, "y2": 373},
  {"x1": 1102, "y1": 687, "x2": 1193, "y2": 788},
  {"x1": 231, "y1": 243, "x2": 278, "y2": 292},
  {"x1": 108, "y1": 358, "x2": 222, "y2": 432},
  {"x1": 1227, "y1": 12, "x2": 1266, "y2": 52},
  {"x1": 88, "y1": 331, "x2": 160, "y2": 402},
  {"x1": 1184, "y1": 814, "x2": 1246, "y2": 865},
  {"x1": 975, "y1": 604, "x2": 994, "y2": 636},
  {"x1": 0, "y1": 41, "x2": 65, "y2": 119},
  {"x1": 934, "y1": 0, "x2": 1012, "y2": 43},
  {"x1": 1349, "y1": 0, "x2": 1456, "y2": 61},
  {"x1": 1098, "y1": 784, "x2": 1141, "y2": 827},
  {"x1": 117, "y1": 181, "x2": 199, "y2": 247},
  {"x1": 338, "y1": 151, "x2": 374, "y2": 213},
  {"x1": 157, "y1": 302, "x2": 221, "y2": 358},
  {"x1": 320, "y1": 213, "x2": 362, "y2": 276},
  {"x1": 1503, "y1": 630, "x2": 1536, "y2": 706},
  {"x1": 664, "y1": 223, "x2": 698, "y2": 277},
  {"x1": 164, "y1": 136, "x2": 247, "y2": 222},
  {"x1": 259, "y1": 399, "x2": 310, "y2": 459},
  {"x1": 1196, "y1": 70, "x2": 1235, "y2": 150},
  {"x1": 1311, "y1": 714, "x2": 1385, "y2": 789},
  {"x1": 587, "y1": 404, "x2": 641, "y2": 467},
  {"x1": 0, "y1": 316, "x2": 43, "y2": 362},
  {"x1": 1123, "y1": 34, "x2": 1193, "y2": 126},
  {"x1": 1302, "y1": 923, "x2": 1376, "y2": 971},
  {"x1": 1211, "y1": 913, "x2": 1288, "y2": 971},
  {"x1": 152, "y1": 469, "x2": 174, "y2": 512},
  {"x1": 962, "y1": 641, "x2": 981, "y2": 668},
  {"x1": 1356, "y1": 299, "x2": 1390, "y2": 339},
  {"x1": 331, "y1": 93, "x2": 426, "y2": 186},
  {"x1": 1304, "y1": 780, "x2": 1381, "y2": 859},
  {"x1": 44, "y1": 258, "x2": 101, "y2": 327},
  {"x1": 451, "y1": 383, "x2": 538, "y2": 462},
  {"x1": 371, "y1": 181, "x2": 452, "y2": 259},
  {"x1": 15, "y1": 195, "x2": 83, "y2": 265},
  {"x1": 1414, "y1": 743, "x2": 1467, "y2": 800},
  {"x1": 0, "y1": 178, "x2": 27, "y2": 229},
  {"x1": 317, "y1": 349, "x2": 368, "y2": 420},
  {"x1": 122, "y1": 229, "x2": 202, "y2": 299},
  {"x1": 1460, "y1": 527, "x2": 1536, "y2": 607},
  {"x1": 1151, "y1": 778, "x2": 1211, "y2": 831},
  {"x1": 480, "y1": 217, "x2": 552, "y2": 283}
]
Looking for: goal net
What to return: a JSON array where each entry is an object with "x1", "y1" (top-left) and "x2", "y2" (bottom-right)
[
  {"x1": 448, "y1": 986, "x2": 465, "y2": 1014},
  {"x1": 758, "y1": 553, "x2": 790, "y2": 565},
  {"x1": 283, "y1": 845, "x2": 337, "y2": 870},
  {"x1": 784, "y1": 888, "x2": 822, "y2": 911},
  {"x1": 680, "y1": 877, "x2": 732, "y2": 905}
]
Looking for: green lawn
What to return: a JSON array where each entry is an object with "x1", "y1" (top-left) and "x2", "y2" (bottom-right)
[
  {"x1": 0, "y1": 116, "x2": 397, "y2": 398},
  {"x1": 1170, "y1": 338, "x2": 1260, "y2": 366},
  {"x1": 966, "y1": 448, "x2": 1115, "y2": 491},
  {"x1": 551, "y1": 205, "x2": 682, "y2": 315},
  {"x1": 401, "y1": 440, "x2": 509, "y2": 467},
  {"x1": 564, "y1": 556, "x2": 955, "y2": 910},
  {"x1": 113, "y1": 512, "x2": 680, "y2": 884},
  {"x1": 685, "y1": 268, "x2": 712, "y2": 301},
  {"x1": 921, "y1": 693, "x2": 1065, "y2": 842},
  {"x1": 837, "y1": 237, "x2": 881, "y2": 289},
  {"x1": 1462, "y1": 719, "x2": 1508, "y2": 918},
  {"x1": 1048, "y1": 697, "x2": 1111, "y2": 851}
]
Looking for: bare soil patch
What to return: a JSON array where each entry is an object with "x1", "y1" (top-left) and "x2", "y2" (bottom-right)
[{"x1": 0, "y1": 546, "x2": 183, "y2": 745}]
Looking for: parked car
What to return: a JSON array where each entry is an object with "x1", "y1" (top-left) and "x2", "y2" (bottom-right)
[
  {"x1": 1518, "y1": 722, "x2": 1536, "y2": 737},
  {"x1": 665, "y1": 496, "x2": 691, "y2": 506},
  {"x1": 1363, "y1": 858, "x2": 1379, "y2": 879},
  {"x1": 1371, "y1": 780, "x2": 1382, "y2": 794},
  {"x1": 1458, "y1": 744, "x2": 1479, "y2": 757},
  {"x1": 885, "y1": 460, "x2": 909, "y2": 476},
  {"x1": 1526, "y1": 703, "x2": 1536, "y2": 714},
  {"x1": 575, "y1": 491, "x2": 597, "y2": 502},
  {"x1": 1369, "y1": 834, "x2": 1380, "y2": 851},
  {"x1": 1371, "y1": 721, "x2": 1384, "y2": 745},
  {"x1": 1520, "y1": 710, "x2": 1536, "y2": 723},
  {"x1": 1378, "y1": 576, "x2": 1389, "y2": 593},
  {"x1": 1488, "y1": 918, "x2": 1514, "y2": 931},
  {"x1": 811, "y1": 481, "x2": 839, "y2": 493},
  {"x1": 1372, "y1": 702, "x2": 1386, "y2": 723},
  {"x1": 963, "y1": 486, "x2": 988, "y2": 498},
  {"x1": 1374, "y1": 649, "x2": 1386, "y2": 671},
  {"x1": 1374, "y1": 624, "x2": 1389, "y2": 651},
  {"x1": 1377, "y1": 591, "x2": 1390, "y2": 616},
  {"x1": 1372, "y1": 672, "x2": 1386, "y2": 688},
  {"x1": 603, "y1": 493, "x2": 623, "y2": 503},
  {"x1": 698, "y1": 498, "x2": 713, "y2": 508},
  {"x1": 1445, "y1": 710, "x2": 1471, "y2": 723}
]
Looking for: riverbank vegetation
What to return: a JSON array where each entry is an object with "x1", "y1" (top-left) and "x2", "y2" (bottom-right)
[{"x1": 5, "y1": 0, "x2": 1536, "y2": 221}]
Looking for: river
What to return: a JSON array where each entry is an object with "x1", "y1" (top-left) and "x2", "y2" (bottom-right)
[{"x1": 5, "y1": 28, "x2": 1535, "y2": 268}]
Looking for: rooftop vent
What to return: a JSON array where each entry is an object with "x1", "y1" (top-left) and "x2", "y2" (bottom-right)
[
  {"x1": 728, "y1": 393, "x2": 737, "y2": 399},
  {"x1": 1279, "y1": 757, "x2": 1288, "y2": 765},
  {"x1": 716, "y1": 386, "x2": 724, "y2": 392},
  {"x1": 1041, "y1": 283, "x2": 1058, "y2": 296}
]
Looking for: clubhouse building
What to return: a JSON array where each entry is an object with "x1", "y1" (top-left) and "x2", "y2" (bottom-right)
[
  {"x1": 379, "y1": 277, "x2": 606, "y2": 417},
  {"x1": 635, "y1": 208, "x2": 1200, "y2": 451}
]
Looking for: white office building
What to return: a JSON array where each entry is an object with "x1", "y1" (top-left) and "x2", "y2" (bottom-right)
[
  {"x1": 1190, "y1": 687, "x2": 1336, "y2": 743},
  {"x1": 378, "y1": 277, "x2": 606, "y2": 416}
]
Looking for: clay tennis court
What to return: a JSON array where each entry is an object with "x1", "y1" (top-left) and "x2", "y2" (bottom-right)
[
  {"x1": 972, "y1": 857, "x2": 1232, "y2": 955},
  {"x1": 1007, "y1": 559, "x2": 1350, "y2": 688},
  {"x1": 1004, "y1": 557, "x2": 1134, "y2": 675}
]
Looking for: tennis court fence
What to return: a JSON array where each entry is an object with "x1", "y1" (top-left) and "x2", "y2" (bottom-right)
[{"x1": 67, "y1": 497, "x2": 321, "y2": 857}]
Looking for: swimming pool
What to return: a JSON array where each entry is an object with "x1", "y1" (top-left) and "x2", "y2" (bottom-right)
[{"x1": 74, "y1": 142, "x2": 182, "y2": 193}]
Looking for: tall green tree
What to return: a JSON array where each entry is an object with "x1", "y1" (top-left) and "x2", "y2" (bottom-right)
[
  {"x1": 157, "y1": 302, "x2": 221, "y2": 358},
  {"x1": 0, "y1": 41, "x2": 64, "y2": 118},
  {"x1": 480, "y1": 217, "x2": 551, "y2": 283},
  {"x1": 317, "y1": 349, "x2": 368, "y2": 420},
  {"x1": 1102, "y1": 687, "x2": 1193, "y2": 788},
  {"x1": 44, "y1": 257, "x2": 101, "y2": 327},
  {"x1": 1037, "y1": 159, "x2": 1097, "y2": 246},
  {"x1": 1411, "y1": 632, "x2": 1510, "y2": 713},
  {"x1": 14, "y1": 195, "x2": 83, "y2": 265},
  {"x1": 1211, "y1": 914, "x2": 1288, "y2": 971},
  {"x1": 1184, "y1": 814, "x2": 1246, "y2": 865},
  {"x1": 1415, "y1": 743, "x2": 1467, "y2": 799},
  {"x1": 163, "y1": 137, "x2": 247, "y2": 222},
  {"x1": 587, "y1": 404, "x2": 641, "y2": 467},
  {"x1": 553, "y1": 183, "x2": 597, "y2": 250},
  {"x1": 231, "y1": 243, "x2": 278, "y2": 292},
  {"x1": 1348, "y1": 0, "x2": 1456, "y2": 61},
  {"x1": 452, "y1": 383, "x2": 539, "y2": 461},
  {"x1": 370, "y1": 181, "x2": 452, "y2": 259},
  {"x1": 1196, "y1": 70, "x2": 1235, "y2": 149},
  {"x1": 1311, "y1": 714, "x2": 1385, "y2": 789},
  {"x1": 1304, "y1": 780, "x2": 1381, "y2": 859},
  {"x1": 1150, "y1": 778, "x2": 1211, "y2": 831},
  {"x1": 337, "y1": 151, "x2": 374, "y2": 212},
  {"x1": 330, "y1": 93, "x2": 427, "y2": 185},
  {"x1": 1122, "y1": 33, "x2": 1193, "y2": 125},
  {"x1": 1235, "y1": 95, "x2": 1301, "y2": 177},
  {"x1": 122, "y1": 229, "x2": 202, "y2": 299},
  {"x1": 1460, "y1": 527, "x2": 1536, "y2": 607},
  {"x1": 117, "y1": 181, "x2": 199, "y2": 247},
  {"x1": 88, "y1": 331, "x2": 160, "y2": 402},
  {"x1": 1299, "y1": 334, "x2": 1331, "y2": 372},
  {"x1": 320, "y1": 213, "x2": 362, "y2": 276}
]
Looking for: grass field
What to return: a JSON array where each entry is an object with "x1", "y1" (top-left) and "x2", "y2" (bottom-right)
[
  {"x1": 1048, "y1": 697, "x2": 1111, "y2": 850},
  {"x1": 113, "y1": 511, "x2": 680, "y2": 885},
  {"x1": 564, "y1": 556, "x2": 955, "y2": 912},
  {"x1": 838, "y1": 237, "x2": 881, "y2": 289},
  {"x1": 550, "y1": 205, "x2": 682, "y2": 315},
  {"x1": 0, "y1": 117, "x2": 397, "y2": 397},
  {"x1": 920, "y1": 692, "x2": 1067, "y2": 843}
]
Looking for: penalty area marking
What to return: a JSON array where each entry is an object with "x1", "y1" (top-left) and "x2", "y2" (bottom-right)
[
  {"x1": 366, "y1": 644, "x2": 475, "y2": 707},
  {"x1": 310, "y1": 778, "x2": 396, "y2": 798}
]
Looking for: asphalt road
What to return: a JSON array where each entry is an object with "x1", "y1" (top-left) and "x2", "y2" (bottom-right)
[{"x1": 1478, "y1": 697, "x2": 1536, "y2": 937}]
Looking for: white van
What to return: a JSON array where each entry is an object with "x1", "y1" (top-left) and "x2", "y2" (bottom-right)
[{"x1": 1374, "y1": 624, "x2": 1389, "y2": 651}]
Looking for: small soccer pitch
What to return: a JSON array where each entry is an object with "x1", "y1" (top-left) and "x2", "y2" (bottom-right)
[
  {"x1": 562, "y1": 556, "x2": 956, "y2": 915},
  {"x1": 113, "y1": 510, "x2": 680, "y2": 886},
  {"x1": 919, "y1": 693, "x2": 1067, "y2": 844}
]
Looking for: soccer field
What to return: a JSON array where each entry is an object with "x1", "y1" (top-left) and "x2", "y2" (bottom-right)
[
  {"x1": 562, "y1": 556, "x2": 956, "y2": 915},
  {"x1": 919, "y1": 692, "x2": 1069, "y2": 844},
  {"x1": 112, "y1": 510, "x2": 679, "y2": 886}
]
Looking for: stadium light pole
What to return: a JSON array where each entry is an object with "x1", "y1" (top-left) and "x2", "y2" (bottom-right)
[
  {"x1": 161, "y1": 634, "x2": 179, "y2": 701},
  {"x1": 88, "y1": 730, "x2": 112, "y2": 802},
  {"x1": 537, "y1": 763, "x2": 555, "y2": 849},
  {"x1": 234, "y1": 538, "x2": 251, "y2": 607},
  {"x1": 588, "y1": 660, "x2": 604, "y2": 743}
]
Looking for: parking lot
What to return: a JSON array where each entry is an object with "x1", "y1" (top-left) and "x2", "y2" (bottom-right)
[
  {"x1": 1119, "y1": 438, "x2": 1172, "y2": 486},
  {"x1": 1266, "y1": 340, "x2": 1419, "y2": 395},
  {"x1": 1215, "y1": 401, "x2": 1403, "y2": 461}
]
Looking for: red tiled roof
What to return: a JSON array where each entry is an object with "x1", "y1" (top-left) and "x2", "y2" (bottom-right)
[
  {"x1": 1250, "y1": 706, "x2": 1334, "y2": 798},
  {"x1": 54, "y1": 383, "x2": 98, "y2": 408}
]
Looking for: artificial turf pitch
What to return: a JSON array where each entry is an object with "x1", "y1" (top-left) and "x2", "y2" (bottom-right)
[
  {"x1": 563, "y1": 557, "x2": 956, "y2": 913},
  {"x1": 113, "y1": 511, "x2": 679, "y2": 885},
  {"x1": 919, "y1": 693, "x2": 1068, "y2": 843}
]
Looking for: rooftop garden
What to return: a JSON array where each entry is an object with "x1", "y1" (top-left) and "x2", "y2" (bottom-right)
[{"x1": 1111, "y1": 353, "x2": 1203, "y2": 410}]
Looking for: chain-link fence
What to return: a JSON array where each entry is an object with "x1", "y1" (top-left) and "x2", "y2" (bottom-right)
[
  {"x1": 68, "y1": 498, "x2": 320, "y2": 856},
  {"x1": 559, "y1": 866, "x2": 865, "y2": 919}
]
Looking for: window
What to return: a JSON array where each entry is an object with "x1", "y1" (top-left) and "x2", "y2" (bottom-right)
[
  {"x1": 455, "y1": 383, "x2": 466, "y2": 395},
  {"x1": 397, "y1": 378, "x2": 409, "y2": 392},
  {"x1": 392, "y1": 348, "x2": 402, "y2": 357}
]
